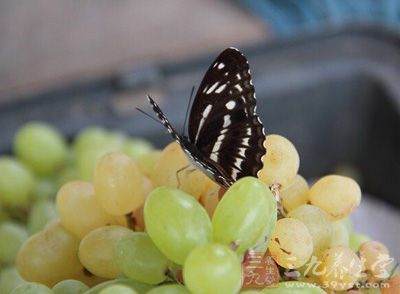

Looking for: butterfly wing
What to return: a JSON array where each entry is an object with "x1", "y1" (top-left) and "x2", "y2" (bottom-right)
[{"x1": 188, "y1": 47, "x2": 266, "y2": 182}]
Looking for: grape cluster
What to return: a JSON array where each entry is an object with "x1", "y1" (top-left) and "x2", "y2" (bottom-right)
[{"x1": 0, "y1": 122, "x2": 398, "y2": 294}]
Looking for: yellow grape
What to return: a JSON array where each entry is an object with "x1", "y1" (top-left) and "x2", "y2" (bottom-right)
[
  {"x1": 280, "y1": 174, "x2": 309, "y2": 212},
  {"x1": 94, "y1": 152, "x2": 144, "y2": 215},
  {"x1": 288, "y1": 204, "x2": 333, "y2": 258},
  {"x1": 151, "y1": 142, "x2": 209, "y2": 199},
  {"x1": 200, "y1": 182, "x2": 220, "y2": 218},
  {"x1": 359, "y1": 240, "x2": 391, "y2": 281},
  {"x1": 16, "y1": 220, "x2": 102, "y2": 287},
  {"x1": 136, "y1": 151, "x2": 161, "y2": 178},
  {"x1": 258, "y1": 134, "x2": 300, "y2": 187},
  {"x1": 268, "y1": 218, "x2": 313, "y2": 269},
  {"x1": 78, "y1": 225, "x2": 133, "y2": 279},
  {"x1": 56, "y1": 181, "x2": 118, "y2": 239},
  {"x1": 309, "y1": 175, "x2": 361, "y2": 220},
  {"x1": 115, "y1": 176, "x2": 152, "y2": 231},
  {"x1": 317, "y1": 246, "x2": 362, "y2": 291}
]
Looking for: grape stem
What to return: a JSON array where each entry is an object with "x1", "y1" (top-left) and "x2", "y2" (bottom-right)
[{"x1": 270, "y1": 183, "x2": 286, "y2": 217}]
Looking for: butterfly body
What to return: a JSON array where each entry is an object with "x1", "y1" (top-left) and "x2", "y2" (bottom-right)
[{"x1": 147, "y1": 47, "x2": 266, "y2": 188}]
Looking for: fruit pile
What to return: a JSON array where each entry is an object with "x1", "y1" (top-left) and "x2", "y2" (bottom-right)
[{"x1": 0, "y1": 122, "x2": 398, "y2": 294}]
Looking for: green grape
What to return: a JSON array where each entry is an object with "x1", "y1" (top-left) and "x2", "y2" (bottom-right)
[
  {"x1": 330, "y1": 220, "x2": 349, "y2": 247},
  {"x1": 85, "y1": 279, "x2": 153, "y2": 294},
  {"x1": 17, "y1": 220, "x2": 100, "y2": 287},
  {"x1": 341, "y1": 217, "x2": 353, "y2": 233},
  {"x1": 262, "y1": 281, "x2": 325, "y2": 293},
  {"x1": 78, "y1": 226, "x2": 132, "y2": 279},
  {"x1": 13, "y1": 122, "x2": 67, "y2": 175},
  {"x1": 0, "y1": 266, "x2": 26, "y2": 294},
  {"x1": 144, "y1": 186, "x2": 212, "y2": 265},
  {"x1": 75, "y1": 129, "x2": 126, "y2": 181},
  {"x1": 136, "y1": 151, "x2": 161, "y2": 178},
  {"x1": 268, "y1": 218, "x2": 313, "y2": 269},
  {"x1": 212, "y1": 177, "x2": 277, "y2": 254},
  {"x1": 288, "y1": 204, "x2": 333, "y2": 257},
  {"x1": 123, "y1": 138, "x2": 154, "y2": 160},
  {"x1": 349, "y1": 232, "x2": 370, "y2": 252},
  {"x1": 33, "y1": 178, "x2": 57, "y2": 201},
  {"x1": 0, "y1": 203, "x2": 8, "y2": 222},
  {"x1": 308, "y1": 175, "x2": 361, "y2": 220},
  {"x1": 56, "y1": 181, "x2": 118, "y2": 239},
  {"x1": 0, "y1": 157, "x2": 34, "y2": 206},
  {"x1": 11, "y1": 282, "x2": 53, "y2": 294},
  {"x1": 56, "y1": 166, "x2": 79, "y2": 188},
  {"x1": 73, "y1": 127, "x2": 108, "y2": 155},
  {"x1": 28, "y1": 200, "x2": 57, "y2": 234},
  {"x1": 114, "y1": 232, "x2": 170, "y2": 284},
  {"x1": 52, "y1": 279, "x2": 89, "y2": 294},
  {"x1": 147, "y1": 284, "x2": 190, "y2": 294},
  {"x1": 183, "y1": 243, "x2": 242, "y2": 294},
  {"x1": 99, "y1": 285, "x2": 137, "y2": 294},
  {"x1": 0, "y1": 222, "x2": 28, "y2": 265},
  {"x1": 94, "y1": 152, "x2": 144, "y2": 215}
]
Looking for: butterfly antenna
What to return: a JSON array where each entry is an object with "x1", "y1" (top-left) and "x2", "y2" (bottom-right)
[
  {"x1": 182, "y1": 86, "x2": 196, "y2": 136},
  {"x1": 136, "y1": 107, "x2": 164, "y2": 126}
]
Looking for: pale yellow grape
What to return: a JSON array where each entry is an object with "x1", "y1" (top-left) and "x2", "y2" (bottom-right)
[
  {"x1": 136, "y1": 151, "x2": 161, "y2": 178},
  {"x1": 16, "y1": 220, "x2": 101, "y2": 287},
  {"x1": 317, "y1": 246, "x2": 362, "y2": 291},
  {"x1": 308, "y1": 175, "x2": 361, "y2": 220},
  {"x1": 359, "y1": 240, "x2": 391, "y2": 280},
  {"x1": 76, "y1": 132, "x2": 126, "y2": 181},
  {"x1": 151, "y1": 142, "x2": 209, "y2": 199},
  {"x1": 268, "y1": 218, "x2": 313, "y2": 269},
  {"x1": 56, "y1": 181, "x2": 117, "y2": 238},
  {"x1": 115, "y1": 176, "x2": 152, "y2": 231},
  {"x1": 200, "y1": 182, "x2": 220, "y2": 217},
  {"x1": 258, "y1": 134, "x2": 300, "y2": 187},
  {"x1": 94, "y1": 152, "x2": 144, "y2": 215},
  {"x1": 280, "y1": 174, "x2": 309, "y2": 212},
  {"x1": 288, "y1": 204, "x2": 333, "y2": 257},
  {"x1": 330, "y1": 220, "x2": 349, "y2": 247},
  {"x1": 78, "y1": 225, "x2": 132, "y2": 279}
]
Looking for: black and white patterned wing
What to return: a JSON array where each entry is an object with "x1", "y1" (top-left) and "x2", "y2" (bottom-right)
[{"x1": 188, "y1": 47, "x2": 266, "y2": 182}]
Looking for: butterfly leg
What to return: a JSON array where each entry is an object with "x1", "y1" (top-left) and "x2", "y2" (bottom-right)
[{"x1": 175, "y1": 164, "x2": 191, "y2": 188}]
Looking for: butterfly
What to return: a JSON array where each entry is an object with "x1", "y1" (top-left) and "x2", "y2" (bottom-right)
[{"x1": 146, "y1": 47, "x2": 266, "y2": 188}]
